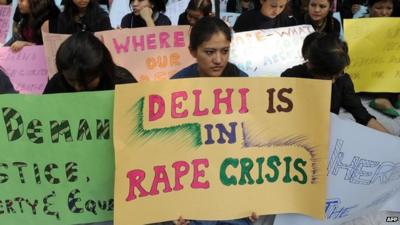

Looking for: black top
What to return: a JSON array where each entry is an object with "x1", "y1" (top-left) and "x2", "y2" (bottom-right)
[
  {"x1": 233, "y1": 9, "x2": 297, "y2": 32},
  {"x1": 43, "y1": 66, "x2": 137, "y2": 94},
  {"x1": 281, "y1": 63, "x2": 374, "y2": 125},
  {"x1": 121, "y1": 13, "x2": 171, "y2": 28},
  {"x1": 226, "y1": 0, "x2": 257, "y2": 13},
  {"x1": 0, "y1": 70, "x2": 17, "y2": 94},
  {"x1": 171, "y1": 63, "x2": 248, "y2": 79},
  {"x1": 10, "y1": 6, "x2": 59, "y2": 44},
  {"x1": 56, "y1": 8, "x2": 112, "y2": 34},
  {"x1": 178, "y1": 12, "x2": 189, "y2": 25},
  {"x1": 298, "y1": 13, "x2": 341, "y2": 37}
]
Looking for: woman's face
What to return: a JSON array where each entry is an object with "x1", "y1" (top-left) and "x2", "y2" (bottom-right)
[
  {"x1": 18, "y1": 0, "x2": 30, "y2": 14},
  {"x1": 369, "y1": 0, "x2": 393, "y2": 17},
  {"x1": 131, "y1": 0, "x2": 152, "y2": 15},
  {"x1": 260, "y1": 0, "x2": 287, "y2": 18},
  {"x1": 308, "y1": 0, "x2": 331, "y2": 23},
  {"x1": 190, "y1": 32, "x2": 230, "y2": 77},
  {"x1": 73, "y1": 0, "x2": 90, "y2": 10},
  {"x1": 186, "y1": 9, "x2": 205, "y2": 26}
]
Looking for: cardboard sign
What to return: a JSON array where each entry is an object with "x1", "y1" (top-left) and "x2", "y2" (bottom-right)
[
  {"x1": 41, "y1": 31, "x2": 69, "y2": 78},
  {"x1": 102, "y1": 26, "x2": 195, "y2": 81},
  {"x1": 113, "y1": 77, "x2": 331, "y2": 225},
  {"x1": 275, "y1": 114, "x2": 400, "y2": 225},
  {"x1": 0, "y1": 46, "x2": 48, "y2": 94},
  {"x1": 229, "y1": 25, "x2": 314, "y2": 77},
  {"x1": 345, "y1": 18, "x2": 400, "y2": 92},
  {"x1": 0, "y1": 91, "x2": 115, "y2": 224},
  {"x1": 0, "y1": 5, "x2": 11, "y2": 44}
]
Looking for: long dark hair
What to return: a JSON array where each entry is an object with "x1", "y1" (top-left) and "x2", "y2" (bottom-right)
[
  {"x1": 62, "y1": 0, "x2": 107, "y2": 32},
  {"x1": 189, "y1": 17, "x2": 231, "y2": 50},
  {"x1": 56, "y1": 31, "x2": 116, "y2": 89},
  {"x1": 306, "y1": 32, "x2": 350, "y2": 78},
  {"x1": 17, "y1": 0, "x2": 60, "y2": 44}
]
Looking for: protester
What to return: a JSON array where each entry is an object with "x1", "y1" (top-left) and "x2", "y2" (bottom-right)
[
  {"x1": 281, "y1": 32, "x2": 389, "y2": 133},
  {"x1": 121, "y1": 0, "x2": 171, "y2": 28},
  {"x1": 173, "y1": 17, "x2": 248, "y2": 78},
  {"x1": 233, "y1": 0, "x2": 296, "y2": 32},
  {"x1": 56, "y1": 0, "x2": 112, "y2": 34},
  {"x1": 43, "y1": 31, "x2": 136, "y2": 94},
  {"x1": 298, "y1": 0, "x2": 341, "y2": 36},
  {"x1": 362, "y1": 0, "x2": 399, "y2": 117},
  {"x1": 0, "y1": 67, "x2": 17, "y2": 94},
  {"x1": 178, "y1": 0, "x2": 212, "y2": 26},
  {"x1": 6, "y1": 0, "x2": 59, "y2": 52},
  {"x1": 367, "y1": 0, "x2": 395, "y2": 17}
]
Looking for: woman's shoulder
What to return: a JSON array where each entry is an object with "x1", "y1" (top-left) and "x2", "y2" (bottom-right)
[
  {"x1": 223, "y1": 63, "x2": 248, "y2": 77},
  {"x1": 113, "y1": 66, "x2": 137, "y2": 84},
  {"x1": 121, "y1": 13, "x2": 133, "y2": 28},
  {"x1": 233, "y1": 9, "x2": 258, "y2": 32},
  {"x1": 171, "y1": 64, "x2": 199, "y2": 79},
  {"x1": 281, "y1": 64, "x2": 309, "y2": 78},
  {"x1": 156, "y1": 13, "x2": 172, "y2": 26}
]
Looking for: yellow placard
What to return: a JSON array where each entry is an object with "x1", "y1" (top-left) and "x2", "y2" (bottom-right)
[
  {"x1": 113, "y1": 77, "x2": 331, "y2": 225},
  {"x1": 344, "y1": 18, "x2": 400, "y2": 92}
]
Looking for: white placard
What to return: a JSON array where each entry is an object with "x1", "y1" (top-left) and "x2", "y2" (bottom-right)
[
  {"x1": 229, "y1": 25, "x2": 314, "y2": 77},
  {"x1": 274, "y1": 114, "x2": 400, "y2": 225}
]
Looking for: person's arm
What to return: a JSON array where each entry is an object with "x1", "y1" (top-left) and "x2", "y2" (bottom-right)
[
  {"x1": 10, "y1": 40, "x2": 34, "y2": 52},
  {"x1": 140, "y1": 7, "x2": 155, "y2": 27},
  {"x1": 366, "y1": 118, "x2": 390, "y2": 134}
]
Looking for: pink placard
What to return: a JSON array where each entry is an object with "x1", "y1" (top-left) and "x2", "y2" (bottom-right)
[
  {"x1": 0, "y1": 5, "x2": 11, "y2": 44},
  {"x1": 0, "y1": 46, "x2": 48, "y2": 94},
  {"x1": 101, "y1": 26, "x2": 195, "y2": 81}
]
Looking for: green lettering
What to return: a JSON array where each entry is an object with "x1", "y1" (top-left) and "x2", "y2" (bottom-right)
[
  {"x1": 266, "y1": 156, "x2": 281, "y2": 182},
  {"x1": 220, "y1": 158, "x2": 238, "y2": 186},
  {"x1": 239, "y1": 157, "x2": 254, "y2": 185},
  {"x1": 293, "y1": 158, "x2": 307, "y2": 184}
]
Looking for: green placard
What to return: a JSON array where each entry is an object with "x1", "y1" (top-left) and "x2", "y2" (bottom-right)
[{"x1": 0, "y1": 91, "x2": 114, "y2": 224}]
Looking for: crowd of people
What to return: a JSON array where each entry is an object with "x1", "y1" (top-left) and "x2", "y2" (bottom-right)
[{"x1": 0, "y1": 0, "x2": 399, "y2": 223}]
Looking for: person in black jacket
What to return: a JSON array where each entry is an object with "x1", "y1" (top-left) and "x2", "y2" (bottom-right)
[
  {"x1": 233, "y1": 0, "x2": 297, "y2": 32},
  {"x1": 121, "y1": 0, "x2": 171, "y2": 28},
  {"x1": 281, "y1": 32, "x2": 389, "y2": 133},
  {"x1": 56, "y1": 0, "x2": 112, "y2": 34},
  {"x1": 6, "y1": 0, "x2": 60, "y2": 51},
  {"x1": 178, "y1": 0, "x2": 212, "y2": 26},
  {"x1": 43, "y1": 31, "x2": 136, "y2": 94},
  {"x1": 226, "y1": 0, "x2": 257, "y2": 13}
]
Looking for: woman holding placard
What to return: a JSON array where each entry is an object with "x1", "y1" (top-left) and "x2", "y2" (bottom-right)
[
  {"x1": 43, "y1": 31, "x2": 136, "y2": 93},
  {"x1": 56, "y1": 0, "x2": 112, "y2": 34},
  {"x1": 233, "y1": 0, "x2": 296, "y2": 32},
  {"x1": 281, "y1": 32, "x2": 389, "y2": 133},
  {"x1": 362, "y1": 0, "x2": 399, "y2": 117},
  {"x1": 7, "y1": 0, "x2": 59, "y2": 52},
  {"x1": 121, "y1": 0, "x2": 171, "y2": 28}
]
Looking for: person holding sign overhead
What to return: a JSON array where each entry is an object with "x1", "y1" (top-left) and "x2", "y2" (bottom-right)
[
  {"x1": 233, "y1": 0, "x2": 297, "y2": 32},
  {"x1": 121, "y1": 0, "x2": 171, "y2": 28},
  {"x1": 281, "y1": 32, "x2": 389, "y2": 134},
  {"x1": 172, "y1": 17, "x2": 248, "y2": 78},
  {"x1": 56, "y1": 0, "x2": 112, "y2": 34},
  {"x1": 43, "y1": 31, "x2": 137, "y2": 93}
]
